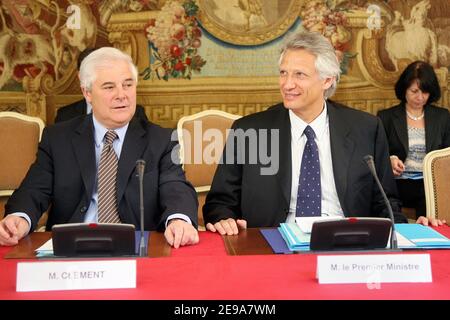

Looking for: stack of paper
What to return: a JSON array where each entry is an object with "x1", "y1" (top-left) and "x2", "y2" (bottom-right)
[
  {"x1": 35, "y1": 239, "x2": 55, "y2": 258},
  {"x1": 295, "y1": 216, "x2": 344, "y2": 233},
  {"x1": 278, "y1": 223, "x2": 310, "y2": 251}
]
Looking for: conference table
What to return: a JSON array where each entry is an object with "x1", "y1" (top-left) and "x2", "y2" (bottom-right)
[{"x1": 1, "y1": 227, "x2": 450, "y2": 300}]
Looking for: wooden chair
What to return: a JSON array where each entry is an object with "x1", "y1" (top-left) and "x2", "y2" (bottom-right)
[
  {"x1": 423, "y1": 147, "x2": 450, "y2": 224},
  {"x1": 0, "y1": 112, "x2": 46, "y2": 229},
  {"x1": 177, "y1": 110, "x2": 241, "y2": 230}
]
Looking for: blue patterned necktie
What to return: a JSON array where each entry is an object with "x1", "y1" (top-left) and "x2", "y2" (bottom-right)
[{"x1": 296, "y1": 125, "x2": 321, "y2": 217}]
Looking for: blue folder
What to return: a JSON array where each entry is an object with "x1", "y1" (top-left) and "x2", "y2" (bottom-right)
[
  {"x1": 260, "y1": 229, "x2": 292, "y2": 254},
  {"x1": 395, "y1": 224, "x2": 450, "y2": 248}
]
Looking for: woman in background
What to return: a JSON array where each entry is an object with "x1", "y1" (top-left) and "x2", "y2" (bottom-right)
[{"x1": 378, "y1": 61, "x2": 450, "y2": 218}]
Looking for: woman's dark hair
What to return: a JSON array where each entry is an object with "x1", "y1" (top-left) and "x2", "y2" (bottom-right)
[{"x1": 394, "y1": 61, "x2": 441, "y2": 104}]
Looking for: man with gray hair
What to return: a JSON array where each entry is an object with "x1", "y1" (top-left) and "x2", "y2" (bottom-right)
[
  {"x1": 204, "y1": 30, "x2": 409, "y2": 235},
  {"x1": 0, "y1": 47, "x2": 199, "y2": 248},
  {"x1": 54, "y1": 47, "x2": 148, "y2": 123}
]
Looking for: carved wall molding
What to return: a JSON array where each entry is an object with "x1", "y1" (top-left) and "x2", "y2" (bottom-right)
[
  {"x1": 0, "y1": 92, "x2": 27, "y2": 114},
  {"x1": 0, "y1": 105, "x2": 27, "y2": 113},
  {"x1": 139, "y1": 98, "x2": 405, "y2": 129},
  {"x1": 136, "y1": 76, "x2": 410, "y2": 128},
  {"x1": 106, "y1": 11, "x2": 158, "y2": 68},
  {"x1": 138, "y1": 76, "x2": 279, "y2": 92},
  {"x1": 143, "y1": 103, "x2": 272, "y2": 128},
  {"x1": 108, "y1": 31, "x2": 138, "y2": 60},
  {"x1": 107, "y1": 11, "x2": 155, "y2": 31}
]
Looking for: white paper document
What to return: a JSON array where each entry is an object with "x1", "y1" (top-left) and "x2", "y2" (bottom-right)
[
  {"x1": 35, "y1": 239, "x2": 54, "y2": 257},
  {"x1": 295, "y1": 216, "x2": 344, "y2": 233}
]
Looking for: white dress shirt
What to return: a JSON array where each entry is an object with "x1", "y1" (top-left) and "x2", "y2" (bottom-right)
[{"x1": 286, "y1": 101, "x2": 344, "y2": 223}]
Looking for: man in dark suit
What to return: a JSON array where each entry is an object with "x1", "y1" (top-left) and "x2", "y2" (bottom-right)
[
  {"x1": 55, "y1": 47, "x2": 148, "y2": 123},
  {"x1": 0, "y1": 47, "x2": 199, "y2": 248},
  {"x1": 203, "y1": 31, "x2": 414, "y2": 235}
]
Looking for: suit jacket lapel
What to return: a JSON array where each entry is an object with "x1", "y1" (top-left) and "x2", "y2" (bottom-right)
[
  {"x1": 72, "y1": 115, "x2": 96, "y2": 201},
  {"x1": 328, "y1": 102, "x2": 354, "y2": 211},
  {"x1": 117, "y1": 118, "x2": 148, "y2": 202},
  {"x1": 275, "y1": 107, "x2": 292, "y2": 209},
  {"x1": 392, "y1": 105, "x2": 408, "y2": 154}
]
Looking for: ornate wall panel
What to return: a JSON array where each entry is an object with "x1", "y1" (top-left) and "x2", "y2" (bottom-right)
[{"x1": 0, "y1": 0, "x2": 109, "y2": 121}]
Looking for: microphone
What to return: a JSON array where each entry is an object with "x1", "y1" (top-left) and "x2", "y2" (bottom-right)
[
  {"x1": 136, "y1": 159, "x2": 146, "y2": 257},
  {"x1": 363, "y1": 155, "x2": 398, "y2": 249}
]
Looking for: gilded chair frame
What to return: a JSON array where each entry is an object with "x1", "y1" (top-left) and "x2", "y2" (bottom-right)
[
  {"x1": 423, "y1": 147, "x2": 450, "y2": 221},
  {"x1": 177, "y1": 110, "x2": 241, "y2": 228}
]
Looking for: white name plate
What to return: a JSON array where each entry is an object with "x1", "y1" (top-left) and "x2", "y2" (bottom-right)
[
  {"x1": 317, "y1": 254, "x2": 432, "y2": 284},
  {"x1": 17, "y1": 260, "x2": 136, "y2": 292}
]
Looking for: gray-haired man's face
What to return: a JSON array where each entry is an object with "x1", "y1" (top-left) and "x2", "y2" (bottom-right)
[
  {"x1": 279, "y1": 49, "x2": 332, "y2": 122},
  {"x1": 82, "y1": 59, "x2": 137, "y2": 129}
]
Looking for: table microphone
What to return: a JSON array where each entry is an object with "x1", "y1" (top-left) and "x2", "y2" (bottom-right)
[
  {"x1": 136, "y1": 159, "x2": 147, "y2": 257},
  {"x1": 363, "y1": 155, "x2": 398, "y2": 249}
]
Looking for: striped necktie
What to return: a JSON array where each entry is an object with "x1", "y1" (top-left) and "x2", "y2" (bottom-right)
[{"x1": 97, "y1": 130, "x2": 121, "y2": 223}]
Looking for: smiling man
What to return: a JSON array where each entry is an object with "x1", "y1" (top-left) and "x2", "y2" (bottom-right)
[
  {"x1": 203, "y1": 31, "x2": 412, "y2": 235},
  {"x1": 0, "y1": 47, "x2": 199, "y2": 248}
]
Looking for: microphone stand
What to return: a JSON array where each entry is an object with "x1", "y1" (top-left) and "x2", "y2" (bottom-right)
[
  {"x1": 364, "y1": 155, "x2": 398, "y2": 250},
  {"x1": 136, "y1": 160, "x2": 147, "y2": 257}
]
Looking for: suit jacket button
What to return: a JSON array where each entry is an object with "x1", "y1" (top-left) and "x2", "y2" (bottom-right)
[{"x1": 80, "y1": 206, "x2": 87, "y2": 213}]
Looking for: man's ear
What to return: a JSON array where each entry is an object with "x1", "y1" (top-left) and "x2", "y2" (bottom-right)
[
  {"x1": 81, "y1": 86, "x2": 91, "y2": 103},
  {"x1": 322, "y1": 77, "x2": 335, "y2": 90}
]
